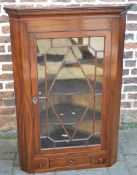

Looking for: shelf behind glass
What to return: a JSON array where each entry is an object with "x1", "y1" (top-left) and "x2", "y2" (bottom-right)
[
  {"x1": 38, "y1": 79, "x2": 102, "y2": 96},
  {"x1": 40, "y1": 133, "x2": 100, "y2": 149}
]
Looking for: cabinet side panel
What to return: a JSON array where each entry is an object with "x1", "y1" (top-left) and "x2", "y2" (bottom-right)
[
  {"x1": 107, "y1": 15, "x2": 126, "y2": 165},
  {"x1": 10, "y1": 17, "x2": 25, "y2": 170},
  {"x1": 111, "y1": 14, "x2": 126, "y2": 164},
  {"x1": 20, "y1": 21, "x2": 34, "y2": 172},
  {"x1": 10, "y1": 17, "x2": 34, "y2": 172}
]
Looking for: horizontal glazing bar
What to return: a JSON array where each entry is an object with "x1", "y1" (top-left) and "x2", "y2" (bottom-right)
[
  {"x1": 38, "y1": 93, "x2": 102, "y2": 98},
  {"x1": 40, "y1": 131, "x2": 100, "y2": 142}
]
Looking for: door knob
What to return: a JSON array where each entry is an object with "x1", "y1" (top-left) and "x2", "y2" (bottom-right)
[{"x1": 32, "y1": 96, "x2": 38, "y2": 104}]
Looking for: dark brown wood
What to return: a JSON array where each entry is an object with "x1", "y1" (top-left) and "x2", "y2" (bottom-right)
[
  {"x1": 4, "y1": 4, "x2": 132, "y2": 16},
  {"x1": 5, "y1": 5, "x2": 131, "y2": 173}
]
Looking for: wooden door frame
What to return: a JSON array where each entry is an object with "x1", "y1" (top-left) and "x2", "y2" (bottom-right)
[{"x1": 29, "y1": 30, "x2": 111, "y2": 157}]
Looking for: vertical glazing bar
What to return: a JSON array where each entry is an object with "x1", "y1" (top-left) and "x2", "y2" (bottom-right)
[
  {"x1": 44, "y1": 53, "x2": 49, "y2": 136},
  {"x1": 88, "y1": 37, "x2": 90, "y2": 46},
  {"x1": 51, "y1": 39, "x2": 53, "y2": 48},
  {"x1": 93, "y1": 51, "x2": 97, "y2": 135},
  {"x1": 78, "y1": 37, "x2": 83, "y2": 44},
  {"x1": 53, "y1": 95, "x2": 54, "y2": 106}
]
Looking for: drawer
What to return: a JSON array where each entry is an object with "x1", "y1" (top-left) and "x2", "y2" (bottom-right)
[
  {"x1": 93, "y1": 155, "x2": 106, "y2": 165},
  {"x1": 34, "y1": 158, "x2": 49, "y2": 170},
  {"x1": 49, "y1": 156, "x2": 91, "y2": 168}
]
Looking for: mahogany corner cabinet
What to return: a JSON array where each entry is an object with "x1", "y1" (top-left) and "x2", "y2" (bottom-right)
[{"x1": 5, "y1": 5, "x2": 132, "y2": 173}]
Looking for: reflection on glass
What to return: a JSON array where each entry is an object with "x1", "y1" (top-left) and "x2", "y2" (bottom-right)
[
  {"x1": 37, "y1": 54, "x2": 45, "y2": 96},
  {"x1": 39, "y1": 98, "x2": 46, "y2": 136},
  {"x1": 90, "y1": 37, "x2": 104, "y2": 52},
  {"x1": 36, "y1": 37, "x2": 104, "y2": 149}
]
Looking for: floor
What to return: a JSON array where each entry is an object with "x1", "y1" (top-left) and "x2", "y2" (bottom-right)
[{"x1": 0, "y1": 128, "x2": 137, "y2": 175}]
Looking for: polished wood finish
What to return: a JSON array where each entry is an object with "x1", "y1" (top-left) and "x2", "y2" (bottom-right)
[
  {"x1": 4, "y1": 5, "x2": 131, "y2": 16},
  {"x1": 5, "y1": 5, "x2": 131, "y2": 173}
]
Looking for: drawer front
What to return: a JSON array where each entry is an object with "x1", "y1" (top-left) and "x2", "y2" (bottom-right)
[
  {"x1": 93, "y1": 155, "x2": 106, "y2": 165},
  {"x1": 50, "y1": 156, "x2": 91, "y2": 168},
  {"x1": 33, "y1": 154, "x2": 107, "y2": 171},
  {"x1": 34, "y1": 158, "x2": 49, "y2": 170}
]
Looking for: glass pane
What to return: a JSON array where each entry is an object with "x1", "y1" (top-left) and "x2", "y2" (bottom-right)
[
  {"x1": 90, "y1": 37, "x2": 104, "y2": 51},
  {"x1": 36, "y1": 36, "x2": 104, "y2": 149},
  {"x1": 46, "y1": 47, "x2": 65, "y2": 92},
  {"x1": 95, "y1": 95, "x2": 102, "y2": 134},
  {"x1": 37, "y1": 54, "x2": 45, "y2": 97},
  {"x1": 39, "y1": 98, "x2": 46, "y2": 136},
  {"x1": 48, "y1": 65, "x2": 91, "y2": 95},
  {"x1": 97, "y1": 51, "x2": 104, "y2": 59},
  {"x1": 96, "y1": 61, "x2": 104, "y2": 93}
]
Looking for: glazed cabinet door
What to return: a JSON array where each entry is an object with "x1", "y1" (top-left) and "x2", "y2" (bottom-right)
[{"x1": 29, "y1": 31, "x2": 111, "y2": 155}]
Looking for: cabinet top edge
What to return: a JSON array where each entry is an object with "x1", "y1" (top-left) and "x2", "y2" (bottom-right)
[{"x1": 4, "y1": 4, "x2": 133, "y2": 16}]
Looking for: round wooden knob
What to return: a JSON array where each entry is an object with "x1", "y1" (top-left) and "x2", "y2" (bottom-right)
[
  {"x1": 100, "y1": 157, "x2": 102, "y2": 163},
  {"x1": 68, "y1": 160, "x2": 75, "y2": 166}
]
